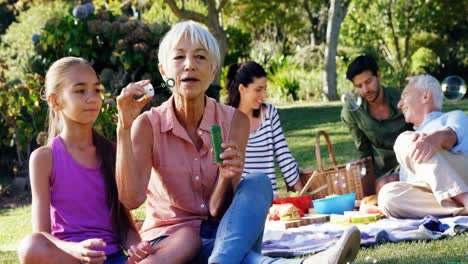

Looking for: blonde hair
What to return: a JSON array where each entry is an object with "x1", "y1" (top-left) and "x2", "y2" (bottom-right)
[
  {"x1": 43, "y1": 57, "x2": 92, "y2": 144},
  {"x1": 158, "y1": 20, "x2": 220, "y2": 76},
  {"x1": 43, "y1": 57, "x2": 135, "y2": 242}
]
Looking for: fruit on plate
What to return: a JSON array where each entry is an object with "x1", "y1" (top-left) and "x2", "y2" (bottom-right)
[
  {"x1": 345, "y1": 211, "x2": 381, "y2": 223},
  {"x1": 330, "y1": 211, "x2": 381, "y2": 225},
  {"x1": 361, "y1": 195, "x2": 378, "y2": 205}
]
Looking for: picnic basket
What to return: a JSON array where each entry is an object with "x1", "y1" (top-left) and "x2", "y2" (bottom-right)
[{"x1": 296, "y1": 130, "x2": 376, "y2": 200}]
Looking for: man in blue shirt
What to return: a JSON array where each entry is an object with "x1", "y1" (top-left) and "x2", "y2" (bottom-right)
[{"x1": 378, "y1": 74, "x2": 468, "y2": 218}]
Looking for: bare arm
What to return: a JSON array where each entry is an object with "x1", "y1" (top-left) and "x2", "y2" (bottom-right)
[
  {"x1": 293, "y1": 181, "x2": 304, "y2": 192},
  {"x1": 116, "y1": 81, "x2": 154, "y2": 209},
  {"x1": 209, "y1": 111, "x2": 249, "y2": 217},
  {"x1": 30, "y1": 146, "x2": 53, "y2": 233},
  {"x1": 410, "y1": 128, "x2": 457, "y2": 163},
  {"x1": 124, "y1": 225, "x2": 156, "y2": 264},
  {"x1": 30, "y1": 147, "x2": 107, "y2": 262}
]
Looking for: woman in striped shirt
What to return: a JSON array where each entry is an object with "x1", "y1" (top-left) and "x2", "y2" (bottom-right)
[{"x1": 226, "y1": 61, "x2": 304, "y2": 193}]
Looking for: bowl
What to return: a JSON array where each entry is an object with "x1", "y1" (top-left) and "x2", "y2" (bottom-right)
[{"x1": 312, "y1": 193, "x2": 356, "y2": 214}]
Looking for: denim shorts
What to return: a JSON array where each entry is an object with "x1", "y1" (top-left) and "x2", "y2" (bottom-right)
[
  {"x1": 149, "y1": 235, "x2": 169, "y2": 246},
  {"x1": 104, "y1": 250, "x2": 128, "y2": 264},
  {"x1": 148, "y1": 220, "x2": 218, "y2": 247}
]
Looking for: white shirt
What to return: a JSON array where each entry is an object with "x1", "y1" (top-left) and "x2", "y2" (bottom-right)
[
  {"x1": 243, "y1": 104, "x2": 300, "y2": 191},
  {"x1": 400, "y1": 110, "x2": 468, "y2": 182}
]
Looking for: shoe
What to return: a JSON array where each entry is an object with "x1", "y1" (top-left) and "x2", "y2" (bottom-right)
[{"x1": 303, "y1": 226, "x2": 361, "y2": 264}]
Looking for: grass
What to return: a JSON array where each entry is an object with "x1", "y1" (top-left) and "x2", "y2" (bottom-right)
[
  {"x1": 0, "y1": 205, "x2": 32, "y2": 263},
  {"x1": 1, "y1": 99, "x2": 468, "y2": 263}
]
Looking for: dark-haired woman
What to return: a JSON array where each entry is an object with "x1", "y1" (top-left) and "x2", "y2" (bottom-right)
[{"x1": 226, "y1": 61, "x2": 304, "y2": 194}]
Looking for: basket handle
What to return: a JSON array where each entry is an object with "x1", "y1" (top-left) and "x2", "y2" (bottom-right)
[{"x1": 315, "y1": 130, "x2": 338, "y2": 171}]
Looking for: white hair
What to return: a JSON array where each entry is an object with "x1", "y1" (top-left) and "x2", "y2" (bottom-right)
[
  {"x1": 408, "y1": 74, "x2": 443, "y2": 110},
  {"x1": 158, "y1": 21, "x2": 220, "y2": 74}
]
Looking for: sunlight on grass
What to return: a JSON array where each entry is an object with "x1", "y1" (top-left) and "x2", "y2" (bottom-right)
[
  {"x1": 354, "y1": 232, "x2": 468, "y2": 263},
  {"x1": 0, "y1": 205, "x2": 32, "y2": 264},
  {"x1": 0, "y1": 205, "x2": 31, "y2": 251}
]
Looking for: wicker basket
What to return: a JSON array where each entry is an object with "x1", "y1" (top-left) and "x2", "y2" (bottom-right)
[{"x1": 298, "y1": 131, "x2": 376, "y2": 200}]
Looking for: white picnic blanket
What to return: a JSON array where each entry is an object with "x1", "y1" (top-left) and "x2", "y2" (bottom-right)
[{"x1": 261, "y1": 215, "x2": 468, "y2": 257}]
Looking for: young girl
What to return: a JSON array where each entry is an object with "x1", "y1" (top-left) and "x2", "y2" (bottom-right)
[
  {"x1": 225, "y1": 61, "x2": 304, "y2": 193},
  {"x1": 16, "y1": 57, "x2": 192, "y2": 264}
]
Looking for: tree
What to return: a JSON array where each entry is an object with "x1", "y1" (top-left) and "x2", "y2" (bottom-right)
[
  {"x1": 340, "y1": 0, "x2": 468, "y2": 88},
  {"x1": 0, "y1": 1, "x2": 70, "y2": 81},
  {"x1": 303, "y1": 0, "x2": 329, "y2": 47},
  {"x1": 163, "y1": 0, "x2": 229, "y2": 84},
  {"x1": 323, "y1": 0, "x2": 350, "y2": 101}
]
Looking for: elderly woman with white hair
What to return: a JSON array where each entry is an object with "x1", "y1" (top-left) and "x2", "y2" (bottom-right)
[
  {"x1": 116, "y1": 20, "x2": 360, "y2": 263},
  {"x1": 379, "y1": 74, "x2": 468, "y2": 219}
]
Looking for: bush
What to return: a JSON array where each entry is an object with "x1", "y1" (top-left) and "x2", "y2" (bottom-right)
[
  {"x1": 0, "y1": 3, "x2": 172, "y2": 174},
  {"x1": 224, "y1": 26, "x2": 251, "y2": 66},
  {"x1": 0, "y1": 174, "x2": 14, "y2": 197},
  {"x1": 411, "y1": 47, "x2": 438, "y2": 75},
  {"x1": 267, "y1": 57, "x2": 323, "y2": 102},
  {"x1": 29, "y1": 5, "x2": 172, "y2": 139},
  {"x1": 0, "y1": 69, "x2": 46, "y2": 176},
  {"x1": 291, "y1": 44, "x2": 324, "y2": 71},
  {"x1": 0, "y1": 1, "x2": 70, "y2": 82}
]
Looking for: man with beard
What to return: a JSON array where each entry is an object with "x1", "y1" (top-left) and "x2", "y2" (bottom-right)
[{"x1": 341, "y1": 55, "x2": 412, "y2": 193}]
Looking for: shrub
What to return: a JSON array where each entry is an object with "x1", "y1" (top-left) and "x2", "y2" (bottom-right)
[
  {"x1": 0, "y1": 1, "x2": 70, "y2": 82},
  {"x1": 0, "y1": 69, "x2": 46, "y2": 176},
  {"x1": 0, "y1": 3, "x2": 171, "y2": 176},
  {"x1": 29, "y1": 5, "x2": 172, "y2": 139},
  {"x1": 224, "y1": 26, "x2": 251, "y2": 66},
  {"x1": 411, "y1": 47, "x2": 438, "y2": 75},
  {"x1": 267, "y1": 57, "x2": 324, "y2": 102}
]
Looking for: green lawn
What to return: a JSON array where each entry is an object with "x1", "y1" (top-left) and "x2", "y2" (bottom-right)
[
  {"x1": 0, "y1": 205, "x2": 31, "y2": 264},
  {"x1": 1, "y1": 99, "x2": 468, "y2": 263}
]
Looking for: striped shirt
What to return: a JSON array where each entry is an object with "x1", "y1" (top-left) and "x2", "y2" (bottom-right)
[{"x1": 243, "y1": 103, "x2": 300, "y2": 191}]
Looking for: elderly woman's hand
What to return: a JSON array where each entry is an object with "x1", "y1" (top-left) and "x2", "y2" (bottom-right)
[
  {"x1": 116, "y1": 80, "x2": 153, "y2": 130},
  {"x1": 218, "y1": 141, "x2": 244, "y2": 181}
]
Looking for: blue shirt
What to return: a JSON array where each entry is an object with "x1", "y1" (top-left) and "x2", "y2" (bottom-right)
[
  {"x1": 415, "y1": 110, "x2": 468, "y2": 153},
  {"x1": 401, "y1": 110, "x2": 468, "y2": 183}
]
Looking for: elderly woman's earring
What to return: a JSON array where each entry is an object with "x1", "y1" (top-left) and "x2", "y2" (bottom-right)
[{"x1": 160, "y1": 78, "x2": 175, "y2": 89}]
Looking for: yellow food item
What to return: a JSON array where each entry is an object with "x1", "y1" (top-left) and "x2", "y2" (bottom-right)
[
  {"x1": 361, "y1": 195, "x2": 378, "y2": 205},
  {"x1": 268, "y1": 203, "x2": 301, "y2": 221},
  {"x1": 278, "y1": 204, "x2": 301, "y2": 221}
]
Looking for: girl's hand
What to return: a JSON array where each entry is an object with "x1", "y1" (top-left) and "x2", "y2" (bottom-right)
[
  {"x1": 218, "y1": 141, "x2": 244, "y2": 181},
  {"x1": 70, "y1": 238, "x2": 107, "y2": 264},
  {"x1": 126, "y1": 241, "x2": 155, "y2": 264},
  {"x1": 116, "y1": 80, "x2": 153, "y2": 130}
]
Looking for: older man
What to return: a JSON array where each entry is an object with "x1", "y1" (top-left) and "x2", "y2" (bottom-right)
[{"x1": 378, "y1": 74, "x2": 468, "y2": 218}]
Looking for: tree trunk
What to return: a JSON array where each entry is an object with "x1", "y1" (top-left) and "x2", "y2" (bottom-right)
[
  {"x1": 323, "y1": 0, "x2": 350, "y2": 101},
  {"x1": 207, "y1": 16, "x2": 227, "y2": 85}
]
